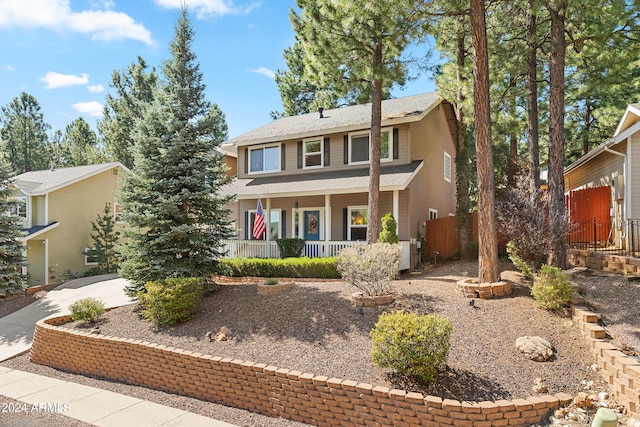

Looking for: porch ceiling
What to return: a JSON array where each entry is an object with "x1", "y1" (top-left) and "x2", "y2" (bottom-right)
[{"x1": 222, "y1": 160, "x2": 423, "y2": 199}]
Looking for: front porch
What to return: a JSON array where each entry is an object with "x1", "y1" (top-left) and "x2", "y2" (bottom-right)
[{"x1": 221, "y1": 239, "x2": 413, "y2": 270}]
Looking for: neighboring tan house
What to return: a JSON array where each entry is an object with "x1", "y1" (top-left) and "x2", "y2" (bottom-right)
[
  {"x1": 564, "y1": 103, "x2": 640, "y2": 248},
  {"x1": 221, "y1": 92, "x2": 457, "y2": 270},
  {"x1": 11, "y1": 162, "x2": 127, "y2": 287}
]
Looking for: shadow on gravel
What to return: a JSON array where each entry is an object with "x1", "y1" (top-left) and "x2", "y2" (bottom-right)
[{"x1": 387, "y1": 368, "x2": 512, "y2": 401}]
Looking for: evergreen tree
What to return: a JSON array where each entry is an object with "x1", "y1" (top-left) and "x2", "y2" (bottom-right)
[
  {"x1": 58, "y1": 117, "x2": 106, "y2": 167},
  {"x1": 98, "y1": 57, "x2": 158, "y2": 169},
  {"x1": 118, "y1": 7, "x2": 234, "y2": 295},
  {"x1": 85, "y1": 203, "x2": 120, "y2": 275},
  {"x1": 291, "y1": 0, "x2": 430, "y2": 243},
  {"x1": 0, "y1": 160, "x2": 26, "y2": 296},
  {"x1": 0, "y1": 93, "x2": 52, "y2": 174}
]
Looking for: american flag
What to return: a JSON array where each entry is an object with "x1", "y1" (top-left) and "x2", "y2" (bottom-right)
[{"x1": 253, "y1": 198, "x2": 266, "y2": 239}]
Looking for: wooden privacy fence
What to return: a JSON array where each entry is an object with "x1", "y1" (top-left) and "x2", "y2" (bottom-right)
[{"x1": 565, "y1": 186, "x2": 611, "y2": 245}]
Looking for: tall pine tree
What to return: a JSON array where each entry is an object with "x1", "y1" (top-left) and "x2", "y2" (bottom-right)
[
  {"x1": 0, "y1": 160, "x2": 26, "y2": 296},
  {"x1": 85, "y1": 203, "x2": 120, "y2": 275},
  {"x1": 118, "y1": 7, "x2": 234, "y2": 295}
]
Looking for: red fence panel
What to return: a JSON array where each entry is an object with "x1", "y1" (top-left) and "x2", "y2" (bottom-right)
[{"x1": 565, "y1": 186, "x2": 611, "y2": 244}]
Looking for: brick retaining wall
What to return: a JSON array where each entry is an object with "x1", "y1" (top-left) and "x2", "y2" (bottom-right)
[
  {"x1": 568, "y1": 249, "x2": 640, "y2": 275},
  {"x1": 31, "y1": 316, "x2": 569, "y2": 427},
  {"x1": 572, "y1": 307, "x2": 640, "y2": 418}
]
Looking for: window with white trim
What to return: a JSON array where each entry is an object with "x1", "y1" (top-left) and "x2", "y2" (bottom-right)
[
  {"x1": 303, "y1": 137, "x2": 323, "y2": 169},
  {"x1": 85, "y1": 247, "x2": 99, "y2": 265},
  {"x1": 248, "y1": 208, "x2": 281, "y2": 240},
  {"x1": 9, "y1": 196, "x2": 27, "y2": 218},
  {"x1": 249, "y1": 144, "x2": 280, "y2": 174},
  {"x1": 429, "y1": 209, "x2": 438, "y2": 220},
  {"x1": 348, "y1": 128, "x2": 393, "y2": 165},
  {"x1": 444, "y1": 151, "x2": 452, "y2": 183},
  {"x1": 348, "y1": 206, "x2": 368, "y2": 241},
  {"x1": 114, "y1": 203, "x2": 124, "y2": 223}
]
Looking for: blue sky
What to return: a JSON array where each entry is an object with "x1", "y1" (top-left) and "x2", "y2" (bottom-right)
[{"x1": 0, "y1": 0, "x2": 437, "y2": 140}]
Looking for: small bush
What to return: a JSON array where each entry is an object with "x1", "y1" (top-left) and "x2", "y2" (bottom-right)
[
  {"x1": 531, "y1": 264, "x2": 573, "y2": 310},
  {"x1": 336, "y1": 243, "x2": 400, "y2": 296},
  {"x1": 137, "y1": 277, "x2": 204, "y2": 327},
  {"x1": 219, "y1": 257, "x2": 340, "y2": 279},
  {"x1": 69, "y1": 297, "x2": 106, "y2": 323},
  {"x1": 276, "y1": 238, "x2": 306, "y2": 258},
  {"x1": 379, "y1": 214, "x2": 399, "y2": 244},
  {"x1": 507, "y1": 241, "x2": 534, "y2": 279},
  {"x1": 371, "y1": 310, "x2": 452, "y2": 382},
  {"x1": 264, "y1": 278, "x2": 279, "y2": 285}
]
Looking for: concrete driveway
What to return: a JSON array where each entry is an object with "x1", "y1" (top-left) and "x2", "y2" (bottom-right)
[{"x1": 0, "y1": 275, "x2": 133, "y2": 362}]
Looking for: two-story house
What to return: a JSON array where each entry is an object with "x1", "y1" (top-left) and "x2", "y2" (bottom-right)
[
  {"x1": 11, "y1": 162, "x2": 127, "y2": 287},
  {"x1": 221, "y1": 92, "x2": 457, "y2": 270}
]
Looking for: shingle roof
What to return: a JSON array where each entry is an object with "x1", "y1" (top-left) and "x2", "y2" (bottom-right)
[
  {"x1": 222, "y1": 161, "x2": 423, "y2": 199},
  {"x1": 12, "y1": 162, "x2": 125, "y2": 195},
  {"x1": 228, "y1": 92, "x2": 442, "y2": 146}
]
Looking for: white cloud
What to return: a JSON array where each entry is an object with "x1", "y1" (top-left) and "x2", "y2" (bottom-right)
[
  {"x1": 41, "y1": 72, "x2": 89, "y2": 89},
  {"x1": 250, "y1": 67, "x2": 275, "y2": 79},
  {"x1": 0, "y1": 0, "x2": 154, "y2": 45},
  {"x1": 72, "y1": 101, "x2": 104, "y2": 116},
  {"x1": 88, "y1": 84, "x2": 105, "y2": 93},
  {"x1": 154, "y1": 0, "x2": 260, "y2": 19},
  {"x1": 2, "y1": 65, "x2": 16, "y2": 71}
]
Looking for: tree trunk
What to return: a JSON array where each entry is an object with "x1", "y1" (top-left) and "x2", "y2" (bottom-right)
[
  {"x1": 582, "y1": 97, "x2": 592, "y2": 156},
  {"x1": 507, "y1": 99, "x2": 519, "y2": 189},
  {"x1": 547, "y1": 0, "x2": 568, "y2": 269},
  {"x1": 454, "y1": 26, "x2": 472, "y2": 261},
  {"x1": 527, "y1": 0, "x2": 541, "y2": 190},
  {"x1": 367, "y1": 64, "x2": 383, "y2": 244},
  {"x1": 471, "y1": 0, "x2": 499, "y2": 283}
]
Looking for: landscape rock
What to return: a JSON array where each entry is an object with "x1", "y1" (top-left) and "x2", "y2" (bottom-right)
[
  {"x1": 532, "y1": 377, "x2": 548, "y2": 393},
  {"x1": 573, "y1": 392, "x2": 592, "y2": 408},
  {"x1": 515, "y1": 336, "x2": 555, "y2": 361}
]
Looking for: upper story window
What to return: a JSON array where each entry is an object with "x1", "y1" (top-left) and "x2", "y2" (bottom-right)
[
  {"x1": 444, "y1": 151, "x2": 452, "y2": 183},
  {"x1": 249, "y1": 144, "x2": 280, "y2": 174},
  {"x1": 303, "y1": 138, "x2": 323, "y2": 169},
  {"x1": 348, "y1": 128, "x2": 393, "y2": 165},
  {"x1": 9, "y1": 197, "x2": 27, "y2": 218},
  {"x1": 114, "y1": 203, "x2": 124, "y2": 224}
]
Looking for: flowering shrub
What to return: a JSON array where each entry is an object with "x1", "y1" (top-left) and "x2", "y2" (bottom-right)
[
  {"x1": 371, "y1": 310, "x2": 452, "y2": 382},
  {"x1": 336, "y1": 243, "x2": 400, "y2": 296}
]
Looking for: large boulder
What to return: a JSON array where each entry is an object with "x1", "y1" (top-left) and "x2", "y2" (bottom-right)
[{"x1": 515, "y1": 336, "x2": 555, "y2": 361}]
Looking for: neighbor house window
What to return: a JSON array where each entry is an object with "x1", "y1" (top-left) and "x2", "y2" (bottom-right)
[
  {"x1": 348, "y1": 206, "x2": 368, "y2": 241},
  {"x1": 429, "y1": 209, "x2": 438, "y2": 220},
  {"x1": 303, "y1": 137, "x2": 323, "y2": 169},
  {"x1": 9, "y1": 197, "x2": 27, "y2": 218},
  {"x1": 249, "y1": 144, "x2": 280, "y2": 174},
  {"x1": 85, "y1": 247, "x2": 99, "y2": 265},
  {"x1": 444, "y1": 151, "x2": 452, "y2": 183},
  {"x1": 114, "y1": 203, "x2": 124, "y2": 223},
  {"x1": 348, "y1": 128, "x2": 393, "y2": 165}
]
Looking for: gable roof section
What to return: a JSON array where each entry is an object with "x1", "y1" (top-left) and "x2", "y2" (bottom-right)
[
  {"x1": 615, "y1": 103, "x2": 640, "y2": 136},
  {"x1": 222, "y1": 161, "x2": 423, "y2": 199},
  {"x1": 229, "y1": 92, "x2": 442, "y2": 146},
  {"x1": 12, "y1": 162, "x2": 127, "y2": 196}
]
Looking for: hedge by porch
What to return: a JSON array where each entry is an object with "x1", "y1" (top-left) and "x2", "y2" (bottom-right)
[{"x1": 219, "y1": 257, "x2": 340, "y2": 279}]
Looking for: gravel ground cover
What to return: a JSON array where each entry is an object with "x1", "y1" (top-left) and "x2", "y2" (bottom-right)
[{"x1": 2, "y1": 260, "x2": 640, "y2": 427}]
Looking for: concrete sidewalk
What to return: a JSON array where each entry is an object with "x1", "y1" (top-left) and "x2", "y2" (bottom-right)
[
  {"x1": 0, "y1": 274, "x2": 133, "y2": 362},
  {"x1": 0, "y1": 366, "x2": 238, "y2": 426}
]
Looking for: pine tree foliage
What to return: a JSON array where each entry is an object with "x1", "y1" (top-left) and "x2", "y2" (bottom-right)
[
  {"x1": 0, "y1": 160, "x2": 26, "y2": 296},
  {"x1": 57, "y1": 117, "x2": 106, "y2": 167},
  {"x1": 85, "y1": 203, "x2": 120, "y2": 275},
  {"x1": 98, "y1": 57, "x2": 158, "y2": 170},
  {"x1": 118, "y1": 7, "x2": 234, "y2": 295},
  {"x1": 0, "y1": 92, "x2": 52, "y2": 174}
]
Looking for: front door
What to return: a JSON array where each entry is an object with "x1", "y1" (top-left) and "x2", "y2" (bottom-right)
[{"x1": 304, "y1": 210, "x2": 320, "y2": 241}]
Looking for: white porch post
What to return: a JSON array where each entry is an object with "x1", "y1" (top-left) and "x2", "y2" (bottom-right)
[
  {"x1": 393, "y1": 190, "x2": 400, "y2": 236},
  {"x1": 44, "y1": 239, "x2": 49, "y2": 285},
  {"x1": 266, "y1": 197, "x2": 271, "y2": 257},
  {"x1": 325, "y1": 194, "x2": 331, "y2": 257}
]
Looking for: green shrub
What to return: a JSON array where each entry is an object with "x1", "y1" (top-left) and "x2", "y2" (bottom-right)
[
  {"x1": 379, "y1": 214, "x2": 399, "y2": 244},
  {"x1": 137, "y1": 277, "x2": 204, "y2": 327},
  {"x1": 69, "y1": 297, "x2": 106, "y2": 323},
  {"x1": 336, "y1": 243, "x2": 400, "y2": 296},
  {"x1": 507, "y1": 241, "x2": 534, "y2": 279},
  {"x1": 219, "y1": 257, "x2": 340, "y2": 279},
  {"x1": 276, "y1": 238, "x2": 306, "y2": 258},
  {"x1": 371, "y1": 310, "x2": 452, "y2": 382},
  {"x1": 264, "y1": 278, "x2": 279, "y2": 285},
  {"x1": 531, "y1": 264, "x2": 573, "y2": 310}
]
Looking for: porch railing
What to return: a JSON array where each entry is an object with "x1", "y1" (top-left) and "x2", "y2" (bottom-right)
[
  {"x1": 566, "y1": 218, "x2": 640, "y2": 258},
  {"x1": 220, "y1": 240, "x2": 411, "y2": 270}
]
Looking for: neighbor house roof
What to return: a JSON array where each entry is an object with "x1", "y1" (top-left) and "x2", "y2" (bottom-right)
[
  {"x1": 12, "y1": 162, "x2": 127, "y2": 196},
  {"x1": 19, "y1": 222, "x2": 60, "y2": 242},
  {"x1": 228, "y1": 92, "x2": 442, "y2": 146},
  {"x1": 222, "y1": 161, "x2": 423, "y2": 199}
]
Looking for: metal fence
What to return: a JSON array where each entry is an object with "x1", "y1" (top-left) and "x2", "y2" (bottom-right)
[{"x1": 567, "y1": 218, "x2": 640, "y2": 258}]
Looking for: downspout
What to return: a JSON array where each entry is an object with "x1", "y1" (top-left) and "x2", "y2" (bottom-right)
[{"x1": 604, "y1": 145, "x2": 627, "y2": 239}]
